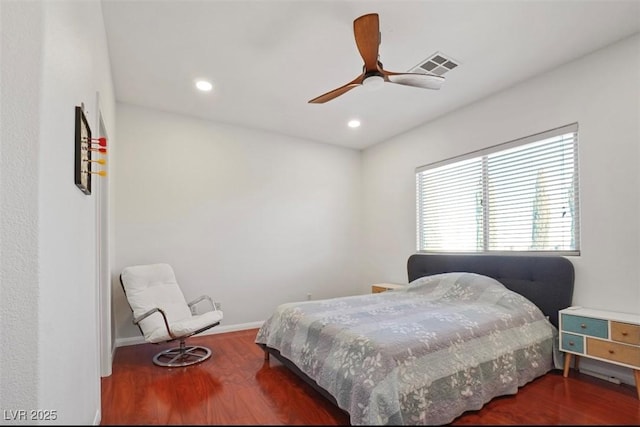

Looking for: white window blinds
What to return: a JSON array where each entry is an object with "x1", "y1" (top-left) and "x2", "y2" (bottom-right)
[{"x1": 416, "y1": 123, "x2": 580, "y2": 254}]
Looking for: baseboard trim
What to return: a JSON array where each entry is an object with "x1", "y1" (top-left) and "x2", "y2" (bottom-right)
[{"x1": 114, "y1": 320, "x2": 265, "y2": 348}]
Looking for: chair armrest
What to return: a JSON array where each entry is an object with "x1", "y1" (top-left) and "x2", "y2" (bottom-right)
[
  {"x1": 132, "y1": 307, "x2": 177, "y2": 340},
  {"x1": 188, "y1": 295, "x2": 220, "y2": 315}
]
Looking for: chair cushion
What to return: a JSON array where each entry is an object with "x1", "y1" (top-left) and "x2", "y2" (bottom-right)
[{"x1": 121, "y1": 263, "x2": 222, "y2": 343}]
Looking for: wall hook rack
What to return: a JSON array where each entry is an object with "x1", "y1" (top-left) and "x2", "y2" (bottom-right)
[{"x1": 74, "y1": 105, "x2": 107, "y2": 195}]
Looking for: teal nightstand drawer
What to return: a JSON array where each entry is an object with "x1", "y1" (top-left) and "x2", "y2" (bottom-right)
[
  {"x1": 561, "y1": 314, "x2": 608, "y2": 339},
  {"x1": 561, "y1": 332, "x2": 584, "y2": 354}
]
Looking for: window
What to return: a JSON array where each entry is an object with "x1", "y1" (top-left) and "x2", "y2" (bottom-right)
[{"x1": 416, "y1": 123, "x2": 580, "y2": 255}]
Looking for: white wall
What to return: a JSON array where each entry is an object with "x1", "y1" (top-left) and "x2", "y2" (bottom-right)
[
  {"x1": 0, "y1": 0, "x2": 43, "y2": 415},
  {"x1": 361, "y1": 33, "x2": 640, "y2": 382},
  {"x1": 113, "y1": 104, "x2": 362, "y2": 342},
  {"x1": 0, "y1": 0, "x2": 116, "y2": 424}
]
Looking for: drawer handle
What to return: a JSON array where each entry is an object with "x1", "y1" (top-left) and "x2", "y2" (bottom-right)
[
  {"x1": 568, "y1": 341, "x2": 575, "y2": 346},
  {"x1": 621, "y1": 332, "x2": 628, "y2": 336},
  {"x1": 580, "y1": 323, "x2": 587, "y2": 329},
  {"x1": 608, "y1": 350, "x2": 615, "y2": 354}
]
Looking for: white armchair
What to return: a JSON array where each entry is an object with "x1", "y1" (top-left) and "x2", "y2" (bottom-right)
[{"x1": 120, "y1": 263, "x2": 223, "y2": 367}]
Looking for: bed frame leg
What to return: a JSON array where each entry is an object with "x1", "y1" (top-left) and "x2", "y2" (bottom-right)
[{"x1": 264, "y1": 350, "x2": 270, "y2": 362}]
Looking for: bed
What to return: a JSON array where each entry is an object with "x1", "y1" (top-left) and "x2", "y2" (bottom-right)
[{"x1": 255, "y1": 254, "x2": 575, "y2": 425}]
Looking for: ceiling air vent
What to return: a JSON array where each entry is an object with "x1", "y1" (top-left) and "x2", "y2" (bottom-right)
[{"x1": 410, "y1": 52, "x2": 459, "y2": 76}]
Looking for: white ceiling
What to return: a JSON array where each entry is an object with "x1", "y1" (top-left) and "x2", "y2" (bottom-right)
[{"x1": 101, "y1": 0, "x2": 640, "y2": 150}]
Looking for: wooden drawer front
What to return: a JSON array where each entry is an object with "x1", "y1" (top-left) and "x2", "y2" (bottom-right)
[
  {"x1": 611, "y1": 321, "x2": 640, "y2": 345},
  {"x1": 561, "y1": 314, "x2": 608, "y2": 339},
  {"x1": 587, "y1": 337, "x2": 640, "y2": 368},
  {"x1": 561, "y1": 332, "x2": 584, "y2": 354}
]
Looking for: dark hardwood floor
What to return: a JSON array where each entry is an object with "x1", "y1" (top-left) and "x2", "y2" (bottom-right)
[{"x1": 101, "y1": 329, "x2": 640, "y2": 425}]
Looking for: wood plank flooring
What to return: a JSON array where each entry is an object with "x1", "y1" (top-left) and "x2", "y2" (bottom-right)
[{"x1": 101, "y1": 329, "x2": 640, "y2": 425}]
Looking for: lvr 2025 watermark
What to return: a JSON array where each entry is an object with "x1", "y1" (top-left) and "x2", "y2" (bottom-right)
[{"x1": 3, "y1": 409, "x2": 58, "y2": 421}]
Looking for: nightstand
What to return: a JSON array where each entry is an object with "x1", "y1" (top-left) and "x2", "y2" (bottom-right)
[
  {"x1": 371, "y1": 283, "x2": 405, "y2": 293},
  {"x1": 559, "y1": 307, "x2": 640, "y2": 399}
]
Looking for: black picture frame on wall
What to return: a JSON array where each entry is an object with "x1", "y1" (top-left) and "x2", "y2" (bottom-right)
[{"x1": 74, "y1": 105, "x2": 92, "y2": 195}]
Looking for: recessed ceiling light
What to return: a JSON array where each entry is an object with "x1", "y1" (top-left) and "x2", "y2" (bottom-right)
[
  {"x1": 348, "y1": 119, "x2": 361, "y2": 128},
  {"x1": 195, "y1": 80, "x2": 213, "y2": 92}
]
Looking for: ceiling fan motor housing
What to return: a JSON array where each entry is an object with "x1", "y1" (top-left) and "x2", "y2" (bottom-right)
[{"x1": 362, "y1": 75, "x2": 385, "y2": 90}]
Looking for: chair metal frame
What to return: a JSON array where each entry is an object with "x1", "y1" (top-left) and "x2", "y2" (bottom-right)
[{"x1": 119, "y1": 274, "x2": 221, "y2": 368}]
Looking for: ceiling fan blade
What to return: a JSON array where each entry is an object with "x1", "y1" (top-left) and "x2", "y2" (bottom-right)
[
  {"x1": 353, "y1": 13, "x2": 380, "y2": 72},
  {"x1": 383, "y1": 70, "x2": 445, "y2": 90},
  {"x1": 308, "y1": 75, "x2": 364, "y2": 104}
]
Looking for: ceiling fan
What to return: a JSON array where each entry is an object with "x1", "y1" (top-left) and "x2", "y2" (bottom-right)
[{"x1": 308, "y1": 13, "x2": 445, "y2": 104}]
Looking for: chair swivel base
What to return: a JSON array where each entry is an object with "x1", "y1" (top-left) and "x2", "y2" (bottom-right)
[{"x1": 153, "y1": 344, "x2": 212, "y2": 367}]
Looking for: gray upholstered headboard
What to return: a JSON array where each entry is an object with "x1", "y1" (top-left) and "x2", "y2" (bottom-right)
[{"x1": 407, "y1": 254, "x2": 575, "y2": 328}]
